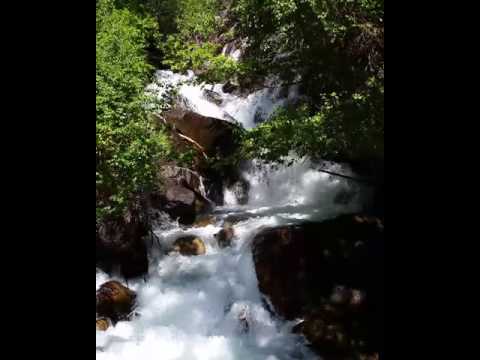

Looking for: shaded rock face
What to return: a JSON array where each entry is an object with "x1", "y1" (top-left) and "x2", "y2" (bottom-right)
[
  {"x1": 222, "y1": 172, "x2": 250, "y2": 206},
  {"x1": 158, "y1": 109, "x2": 246, "y2": 207},
  {"x1": 252, "y1": 214, "x2": 384, "y2": 359},
  {"x1": 161, "y1": 166, "x2": 205, "y2": 193},
  {"x1": 149, "y1": 166, "x2": 212, "y2": 225},
  {"x1": 172, "y1": 236, "x2": 206, "y2": 256},
  {"x1": 222, "y1": 81, "x2": 237, "y2": 94},
  {"x1": 164, "y1": 108, "x2": 238, "y2": 157},
  {"x1": 202, "y1": 173, "x2": 226, "y2": 206},
  {"x1": 96, "y1": 281, "x2": 137, "y2": 323},
  {"x1": 96, "y1": 207, "x2": 149, "y2": 279},
  {"x1": 229, "y1": 179, "x2": 250, "y2": 205},
  {"x1": 150, "y1": 183, "x2": 198, "y2": 225}
]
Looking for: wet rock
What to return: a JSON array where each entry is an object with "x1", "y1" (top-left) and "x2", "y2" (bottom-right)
[
  {"x1": 220, "y1": 211, "x2": 255, "y2": 225},
  {"x1": 152, "y1": 183, "x2": 196, "y2": 225},
  {"x1": 214, "y1": 222, "x2": 235, "y2": 248},
  {"x1": 193, "y1": 215, "x2": 217, "y2": 227},
  {"x1": 173, "y1": 236, "x2": 206, "y2": 256},
  {"x1": 164, "y1": 108, "x2": 239, "y2": 157},
  {"x1": 203, "y1": 89, "x2": 223, "y2": 105},
  {"x1": 252, "y1": 214, "x2": 384, "y2": 359},
  {"x1": 96, "y1": 281, "x2": 136, "y2": 323},
  {"x1": 149, "y1": 166, "x2": 212, "y2": 225},
  {"x1": 228, "y1": 178, "x2": 250, "y2": 205},
  {"x1": 96, "y1": 206, "x2": 149, "y2": 279},
  {"x1": 160, "y1": 166, "x2": 205, "y2": 193},
  {"x1": 96, "y1": 318, "x2": 110, "y2": 331},
  {"x1": 222, "y1": 81, "x2": 237, "y2": 94}
]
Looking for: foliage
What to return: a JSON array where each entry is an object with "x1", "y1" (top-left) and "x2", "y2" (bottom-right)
[
  {"x1": 231, "y1": 0, "x2": 384, "y2": 164},
  {"x1": 158, "y1": 0, "x2": 245, "y2": 83},
  {"x1": 241, "y1": 86, "x2": 384, "y2": 164},
  {"x1": 175, "y1": 0, "x2": 222, "y2": 41},
  {"x1": 232, "y1": 0, "x2": 383, "y2": 91},
  {"x1": 96, "y1": 0, "x2": 171, "y2": 221},
  {"x1": 96, "y1": 0, "x2": 385, "y2": 222},
  {"x1": 162, "y1": 37, "x2": 244, "y2": 83}
]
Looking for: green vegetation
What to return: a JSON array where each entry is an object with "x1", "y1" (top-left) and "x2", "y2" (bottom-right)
[
  {"x1": 96, "y1": 0, "x2": 384, "y2": 221},
  {"x1": 160, "y1": 0, "x2": 245, "y2": 83},
  {"x1": 232, "y1": 0, "x2": 384, "y2": 164},
  {"x1": 96, "y1": 0, "x2": 170, "y2": 221}
]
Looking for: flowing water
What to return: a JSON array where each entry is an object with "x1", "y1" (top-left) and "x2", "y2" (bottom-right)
[{"x1": 97, "y1": 70, "x2": 369, "y2": 360}]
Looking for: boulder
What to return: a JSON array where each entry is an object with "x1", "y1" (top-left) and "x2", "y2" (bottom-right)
[
  {"x1": 228, "y1": 179, "x2": 250, "y2": 205},
  {"x1": 252, "y1": 214, "x2": 384, "y2": 359},
  {"x1": 149, "y1": 166, "x2": 212, "y2": 225},
  {"x1": 96, "y1": 207, "x2": 149, "y2": 279},
  {"x1": 193, "y1": 215, "x2": 217, "y2": 228},
  {"x1": 164, "y1": 108, "x2": 239, "y2": 157},
  {"x1": 96, "y1": 318, "x2": 110, "y2": 331},
  {"x1": 203, "y1": 89, "x2": 224, "y2": 105},
  {"x1": 214, "y1": 222, "x2": 235, "y2": 248},
  {"x1": 160, "y1": 166, "x2": 205, "y2": 194},
  {"x1": 96, "y1": 281, "x2": 136, "y2": 323},
  {"x1": 172, "y1": 236, "x2": 206, "y2": 256},
  {"x1": 222, "y1": 81, "x2": 237, "y2": 94}
]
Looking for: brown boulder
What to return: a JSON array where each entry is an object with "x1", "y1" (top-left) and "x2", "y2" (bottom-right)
[
  {"x1": 252, "y1": 214, "x2": 384, "y2": 359},
  {"x1": 149, "y1": 166, "x2": 212, "y2": 225},
  {"x1": 160, "y1": 166, "x2": 205, "y2": 194},
  {"x1": 173, "y1": 236, "x2": 206, "y2": 256},
  {"x1": 164, "y1": 108, "x2": 239, "y2": 157},
  {"x1": 193, "y1": 215, "x2": 217, "y2": 228},
  {"x1": 96, "y1": 206, "x2": 149, "y2": 279},
  {"x1": 96, "y1": 281, "x2": 137, "y2": 323},
  {"x1": 96, "y1": 318, "x2": 110, "y2": 331}
]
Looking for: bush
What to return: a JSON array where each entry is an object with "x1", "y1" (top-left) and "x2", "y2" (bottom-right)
[{"x1": 96, "y1": 0, "x2": 171, "y2": 221}]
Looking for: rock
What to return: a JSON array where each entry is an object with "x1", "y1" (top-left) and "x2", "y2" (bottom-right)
[
  {"x1": 96, "y1": 281, "x2": 136, "y2": 323},
  {"x1": 164, "y1": 108, "x2": 239, "y2": 157},
  {"x1": 229, "y1": 179, "x2": 250, "y2": 205},
  {"x1": 252, "y1": 214, "x2": 383, "y2": 359},
  {"x1": 202, "y1": 175, "x2": 225, "y2": 205},
  {"x1": 150, "y1": 183, "x2": 209, "y2": 225},
  {"x1": 173, "y1": 236, "x2": 206, "y2": 256},
  {"x1": 193, "y1": 215, "x2": 216, "y2": 227},
  {"x1": 160, "y1": 166, "x2": 205, "y2": 193},
  {"x1": 293, "y1": 316, "x2": 352, "y2": 358},
  {"x1": 203, "y1": 89, "x2": 223, "y2": 105},
  {"x1": 222, "y1": 81, "x2": 237, "y2": 94},
  {"x1": 96, "y1": 206, "x2": 149, "y2": 279},
  {"x1": 214, "y1": 222, "x2": 235, "y2": 248},
  {"x1": 149, "y1": 166, "x2": 212, "y2": 225},
  {"x1": 165, "y1": 183, "x2": 196, "y2": 222},
  {"x1": 96, "y1": 318, "x2": 110, "y2": 331},
  {"x1": 220, "y1": 212, "x2": 255, "y2": 225}
]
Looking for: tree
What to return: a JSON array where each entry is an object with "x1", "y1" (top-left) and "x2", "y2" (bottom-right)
[{"x1": 96, "y1": 0, "x2": 171, "y2": 221}]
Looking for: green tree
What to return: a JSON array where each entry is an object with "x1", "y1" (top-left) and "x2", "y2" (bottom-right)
[
  {"x1": 232, "y1": 0, "x2": 384, "y2": 165},
  {"x1": 96, "y1": 0, "x2": 171, "y2": 221}
]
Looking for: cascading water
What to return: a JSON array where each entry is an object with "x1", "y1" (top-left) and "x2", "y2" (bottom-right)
[
  {"x1": 147, "y1": 70, "x2": 300, "y2": 130},
  {"x1": 97, "y1": 71, "x2": 369, "y2": 360}
]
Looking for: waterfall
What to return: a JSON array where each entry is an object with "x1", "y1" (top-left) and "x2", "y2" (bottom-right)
[{"x1": 97, "y1": 70, "x2": 369, "y2": 360}]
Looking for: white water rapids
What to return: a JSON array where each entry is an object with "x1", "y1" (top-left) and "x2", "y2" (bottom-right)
[{"x1": 96, "y1": 70, "x2": 369, "y2": 359}]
